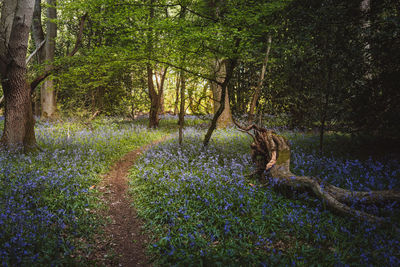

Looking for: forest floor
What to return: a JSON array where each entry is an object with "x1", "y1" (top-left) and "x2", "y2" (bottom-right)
[
  {"x1": 90, "y1": 138, "x2": 168, "y2": 266},
  {"x1": 1, "y1": 118, "x2": 399, "y2": 265}
]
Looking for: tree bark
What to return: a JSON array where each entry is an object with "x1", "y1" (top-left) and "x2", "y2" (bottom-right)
[
  {"x1": 360, "y1": 0, "x2": 372, "y2": 81},
  {"x1": 155, "y1": 67, "x2": 168, "y2": 115},
  {"x1": 211, "y1": 59, "x2": 233, "y2": 128},
  {"x1": 203, "y1": 59, "x2": 236, "y2": 146},
  {"x1": 147, "y1": 66, "x2": 168, "y2": 128},
  {"x1": 31, "y1": 0, "x2": 45, "y2": 117},
  {"x1": 146, "y1": 0, "x2": 164, "y2": 128},
  {"x1": 147, "y1": 65, "x2": 159, "y2": 128},
  {"x1": 239, "y1": 124, "x2": 400, "y2": 224},
  {"x1": 160, "y1": 93, "x2": 165, "y2": 114},
  {"x1": 188, "y1": 87, "x2": 194, "y2": 114},
  {"x1": 40, "y1": 0, "x2": 57, "y2": 119},
  {"x1": 174, "y1": 74, "x2": 180, "y2": 115},
  {"x1": 319, "y1": 60, "x2": 331, "y2": 153},
  {"x1": 30, "y1": 13, "x2": 87, "y2": 93},
  {"x1": 32, "y1": 0, "x2": 45, "y2": 60},
  {"x1": 178, "y1": 71, "x2": 185, "y2": 145},
  {"x1": 0, "y1": 0, "x2": 36, "y2": 150},
  {"x1": 0, "y1": 1, "x2": 18, "y2": 52},
  {"x1": 1, "y1": 69, "x2": 36, "y2": 149},
  {"x1": 248, "y1": 35, "x2": 272, "y2": 122}
]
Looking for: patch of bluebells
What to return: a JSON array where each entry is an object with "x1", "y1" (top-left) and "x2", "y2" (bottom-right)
[
  {"x1": 0, "y1": 118, "x2": 167, "y2": 265},
  {"x1": 291, "y1": 146, "x2": 400, "y2": 191},
  {"x1": 130, "y1": 128, "x2": 400, "y2": 266},
  {"x1": 289, "y1": 132, "x2": 400, "y2": 217}
]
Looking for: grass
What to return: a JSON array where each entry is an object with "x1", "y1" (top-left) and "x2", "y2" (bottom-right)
[
  {"x1": 0, "y1": 116, "x2": 172, "y2": 265},
  {"x1": 129, "y1": 127, "x2": 400, "y2": 266}
]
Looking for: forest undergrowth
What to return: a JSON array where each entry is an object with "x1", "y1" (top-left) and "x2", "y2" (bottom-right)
[
  {"x1": 130, "y1": 127, "x2": 400, "y2": 266},
  {"x1": 0, "y1": 116, "x2": 399, "y2": 265},
  {"x1": 0, "y1": 117, "x2": 173, "y2": 265}
]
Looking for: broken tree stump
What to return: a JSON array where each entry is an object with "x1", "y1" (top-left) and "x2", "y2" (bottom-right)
[{"x1": 235, "y1": 122, "x2": 400, "y2": 224}]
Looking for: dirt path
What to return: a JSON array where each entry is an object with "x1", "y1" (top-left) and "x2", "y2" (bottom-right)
[{"x1": 91, "y1": 138, "x2": 167, "y2": 266}]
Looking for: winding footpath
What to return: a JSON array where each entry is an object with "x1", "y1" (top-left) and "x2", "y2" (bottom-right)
[{"x1": 90, "y1": 138, "x2": 168, "y2": 266}]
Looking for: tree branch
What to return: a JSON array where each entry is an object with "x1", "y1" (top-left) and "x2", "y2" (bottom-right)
[
  {"x1": 30, "y1": 13, "x2": 87, "y2": 92},
  {"x1": 153, "y1": 58, "x2": 221, "y2": 85},
  {"x1": 26, "y1": 38, "x2": 46, "y2": 65},
  {"x1": 68, "y1": 13, "x2": 87, "y2": 57},
  {"x1": 184, "y1": 6, "x2": 218, "y2": 22}
]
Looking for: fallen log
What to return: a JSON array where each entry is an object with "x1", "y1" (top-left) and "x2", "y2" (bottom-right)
[{"x1": 235, "y1": 122, "x2": 400, "y2": 224}]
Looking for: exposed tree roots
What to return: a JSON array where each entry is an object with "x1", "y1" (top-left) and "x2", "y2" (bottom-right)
[{"x1": 235, "y1": 122, "x2": 400, "y2": 224}]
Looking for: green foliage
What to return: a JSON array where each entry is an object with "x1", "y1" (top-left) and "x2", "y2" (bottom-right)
[
  {"x1": 24, "y1": 0, "x2": 400, "y2": 141},
  {"x1": 245, "y1": 0, "x2": 400, "y2": 140},
  {"x1": 49, "y1": 0, "x2": 291, "y2": 119},
  {"x1": 55, "y1": 55, "x2": 137, "y2": 117}
]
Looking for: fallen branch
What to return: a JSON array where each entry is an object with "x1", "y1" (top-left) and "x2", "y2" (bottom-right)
[{"x1": 235, "y1": 122, "x2": 400, "y2": 224}]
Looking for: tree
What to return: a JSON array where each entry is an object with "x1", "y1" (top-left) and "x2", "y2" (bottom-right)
[
  {"x1": 31, "y1": 0, "x2": 46, "y2": 116},
  {"x1": 147, "y1": 65, "x2": 168, "y2": 128},
  {"x1": 202, "y1": 0, "x2": 234, "y2": 130},
  {"x1": 41, "y1": 0, "x2": 57, "y2": 119},
  {"x1": 31, "y1": 0, "x2": 57, "y2": 119},
  {"x1": 351, "y1": 0, "x2": 400, "y2": 139},
  {"x1": 0, "y1": 0, "x2": 87, "y2": 149},
  {"x1": 0, "y1": 0, "x2": 36, "y2": 149},
  {"x1": 203, "y1": 58, "x2": 236, "y2": 146},
  {"x1": 178, "y1": 70, "x2": 185, "y2": 145},
  {"x1": 248, "y1": 35, "x2": 272, "y2": 123},
  {"x1": 211, "y1": 59, "x2": 234, "y2": 128},
  {"x1": 266, "y1": 0, "x2": 364, "y2": 134}
]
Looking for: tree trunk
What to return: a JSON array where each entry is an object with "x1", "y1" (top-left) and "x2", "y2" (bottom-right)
[
  {"x1": 204, "y1": 59, "x2": 236, "y2": 146},
  {"x1": 319, "y1": 113, "x2": 326, "y2": 153},
  {"x1": 248, "y1": 35, "x2": 272, "y2": 122},
  {"x1": 188, "y1": 88, "x2": 194, "y2": 114},
  {"x1": 155, "y1": 67, "x2": 168, "y2": 115},
  {"x1": 147, "y1": 65, "x2": 168, "y2": 128},
  {"x1": 202, "y1": 82, "x2": 210, "y2": 114},
  {"x1": 0, "y1": 0, "x2": 36, "y2": 149},
  {"x1": 31, "y1": 0, "x2": 45, "y2": 117},
  {"x1": 211, "y1": 59, "x2": 233, "y2": 128},
  {"x1": 174, "y1": 74, "x2": 180, "y2": 115},
  {"x1": 0, "y1": 1, "x2": 18, "y2": 47},
  {"x1": 31, "y1": 0, "x2": 57, "y2": 119},
  {"x1": 146, "y1": 0, "x2": 159, "y2": 128},
  {"x1": 92, "y1": 86, "x2": 104, "y2": 114},
  {"x1": 1, "y1": 70, "x2": 36, "y2": 149},
  {"x1": 160, "y1": 93, "x2": 165, "y2": 114},
  {"x1": 41, "y1": 80, "x2": 57, "y2": 118},
  {"x1": 41, "y1": 0, "x2": 57, "y2": 119},
  {"x1": 218, "y1": 85, "x2": 233, "y2": 128},
  {"x1": 147, "y1": 65, "x2": 159, "y2": 128},
  {"x1": 319, "y1": 65, "x2": 331, "y2": 153},
  {"x1": 239, "y1": 124, "x2": 400, "y2": 224},
  {"x1": 178, "y1": 71, "x2": 185, "y2": 145},
  {"x1": 360, "y1": 0, "x2": 372, "y2": 81}
]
